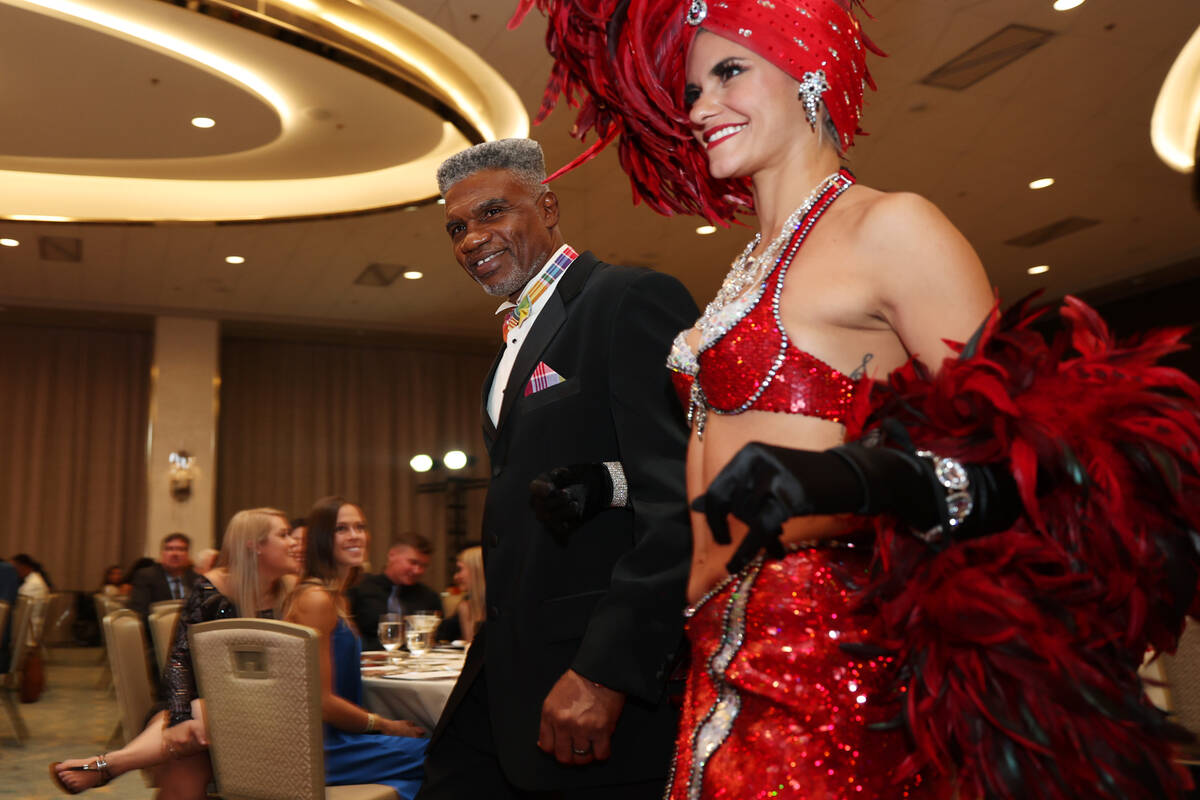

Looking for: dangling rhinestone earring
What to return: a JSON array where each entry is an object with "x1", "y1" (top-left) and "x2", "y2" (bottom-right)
[{"x1": 797, "y1": 69, "x2": 830, "y2": 131}]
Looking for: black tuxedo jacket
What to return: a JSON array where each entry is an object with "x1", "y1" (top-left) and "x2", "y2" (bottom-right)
[
  {"x1": 346, "y1": 572, "x2": 443, "y2": 651},
  {"x1": 436, "y1": 252, "x2": 698, "y2": 790},
  {"x1": 128, "y1": 563, "x2": 200, "y2": 618}
]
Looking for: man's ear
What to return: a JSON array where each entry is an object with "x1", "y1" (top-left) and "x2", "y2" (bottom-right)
[{"x1": 541, "y1": 189, "x2": 560, "y2": 230}]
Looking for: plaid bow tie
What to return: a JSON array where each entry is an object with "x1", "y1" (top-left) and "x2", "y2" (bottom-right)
[{"x1": 501, "y1": 245, "x2": 578, "y2": 340}]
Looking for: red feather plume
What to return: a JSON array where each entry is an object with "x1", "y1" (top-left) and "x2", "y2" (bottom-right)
[{"x1": 847, "y1": 295, "x2": 1200, "y2": 799}]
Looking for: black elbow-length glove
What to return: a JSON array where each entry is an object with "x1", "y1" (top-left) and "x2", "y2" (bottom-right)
[{"x1": 693, "y1": 440, "x2": 1022, "y2": 574}]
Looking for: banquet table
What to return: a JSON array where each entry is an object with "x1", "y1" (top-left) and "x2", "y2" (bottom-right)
[{"x1": 361, "y1": 650, "x2": 464, "y2": 731}]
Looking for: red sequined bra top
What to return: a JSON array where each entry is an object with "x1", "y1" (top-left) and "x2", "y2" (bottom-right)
[{"x1": 667, "y1": 170, "x2": 859, "y2": 434}]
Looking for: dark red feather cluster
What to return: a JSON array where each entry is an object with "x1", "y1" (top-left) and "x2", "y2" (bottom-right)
[
  {"x1": 509, "y1": 0, "x2": 754, "y2": 223},
  {"x1": 850, "y1": 296, "x2": 1200, "y2": 799}
]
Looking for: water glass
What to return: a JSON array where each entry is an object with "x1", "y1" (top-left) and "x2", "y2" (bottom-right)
[
  {"x1": 377, "y1": 613, "x2": 403, "y2": 665},
  {"x1": 404, "y1": 612, "x2": 439, "y2": 658}
]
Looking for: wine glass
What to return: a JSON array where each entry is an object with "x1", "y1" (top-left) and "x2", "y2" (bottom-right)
[
  {"x1": 404, "y1": 612, "x2": 440, "y2": 660},
  {"x1": 377, "y1": 613, "x2": 404, "y2": 666}
]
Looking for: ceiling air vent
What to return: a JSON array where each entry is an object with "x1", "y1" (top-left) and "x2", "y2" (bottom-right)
[
  {"x1": 354, "y1": 263, "x2": 405, "y2": 287},
  {"x1": 921, "y1": 24, "x2": 1054, "y2": 90},
  {"x1": 39, "y1": 236, "x2": 82, "y2": 262},
  {"x1": 1004, "y1": 217, "x2": 1100, "y2": 248}
]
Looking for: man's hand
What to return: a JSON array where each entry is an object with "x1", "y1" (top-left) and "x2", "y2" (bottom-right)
[
  {"x1": 162, "y1": 718, "x2": 208, "y2": 759},
  {"x1": 529, "y1": 464, "x2": 613, "y2": 536},
  {"x1": 537, "y1": 669, "x2": 625, "y2": 765}
]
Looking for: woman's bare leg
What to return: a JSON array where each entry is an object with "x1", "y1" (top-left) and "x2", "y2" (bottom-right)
[
  {"x1": 155, "y1": 752, "x2": 212, "y2": 800},
  {"x1": 54, "y1": 711, "x2": 171, "y2": 792}
]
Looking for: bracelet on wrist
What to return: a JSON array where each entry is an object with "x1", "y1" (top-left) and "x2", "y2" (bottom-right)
[{"x1": 364, "y1": 712, "x2": 378, "y2": 734}]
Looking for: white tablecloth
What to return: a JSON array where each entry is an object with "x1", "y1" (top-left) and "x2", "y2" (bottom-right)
[{"x1": 361, "y1": 654, "x2": 464, "y2": 731}]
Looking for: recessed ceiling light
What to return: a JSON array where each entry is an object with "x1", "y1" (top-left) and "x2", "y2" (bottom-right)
[
  {"x1": 1028, "y1": 265, "x2": 1050, "y2": 275},
  {"x1": 436, "y1": 198, "x2": 446, "y2": 205},
  {"x1": 696, "y1": 225, "x2": 717, "y2": 235},
  {"x1": 1028, "y1": 177, "x2": 1055, "y2": 190},
  {"x1": 225, "y1": 255, "x2": 245, "y2": 264},
  {"x1": 1052, "y1": 0, "x2": 1085, "y2": 10},
  {"x1": 403, "y1": 271, "x2": 423, "y2": 280},
  {"x1": 191, "y1": 117, "x2": 216, "y2": 129},
  {"x1": 0, "y1": 238, "x2": 18, "y2": 247}
]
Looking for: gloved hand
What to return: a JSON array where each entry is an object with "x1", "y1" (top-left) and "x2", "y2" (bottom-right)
[
  {"x1": 530, "y1": 464, "x2": 614, "y2": 536},
  {"x1": 694, "y1": 441, "x2": 1021, "y2": 573}
]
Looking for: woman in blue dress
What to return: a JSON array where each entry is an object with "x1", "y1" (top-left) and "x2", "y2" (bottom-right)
[{"x1": 286, "y1": 495, "x2": 427, "y2": 799}]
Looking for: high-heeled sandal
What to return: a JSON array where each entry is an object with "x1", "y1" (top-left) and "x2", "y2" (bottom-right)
[{"x1": 49, "y1": 754, "x2": 112, "y2": 795}]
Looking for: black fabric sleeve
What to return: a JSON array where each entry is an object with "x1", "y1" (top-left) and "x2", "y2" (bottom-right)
[
  {"x1": 570, "y1": 270, "x2": 697, "y2": 703},
  {"x1": 163, "y1": 576, "x2": 235, "y2": 725}
]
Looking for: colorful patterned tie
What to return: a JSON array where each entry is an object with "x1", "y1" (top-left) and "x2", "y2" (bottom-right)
[{"x1": 501, "y1": 245, "x2": 578, "y2": 340}]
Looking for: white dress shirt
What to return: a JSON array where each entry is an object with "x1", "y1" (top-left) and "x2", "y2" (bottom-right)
[{"x1": 487, "y1": 244, "x2": 575, "y2": 426}]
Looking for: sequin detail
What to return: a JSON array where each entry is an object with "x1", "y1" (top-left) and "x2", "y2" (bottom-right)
[
  {"x1": 667, "y1": 548, "x2": 927, "y2": 799},
  {"x1": 666, "y1": 170, "x2": 859, "y2": 432}
]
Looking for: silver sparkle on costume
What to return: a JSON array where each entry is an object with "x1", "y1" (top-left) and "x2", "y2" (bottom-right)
[
  {"x1": 685, "y1": 0, "x2": 707, "y2": 26},
  {"x1": 914, "y1": 449, "x2": 975, "y2": 542},
  {"x1": 685, "y1": 561, "x2": 762, "y2": 800},
  {"x1": 798, "y1": 69, "x2": 830, "y2": 129},
  {"x1": 758, "y1": 0, "x2": 775, "y2": 7},
  {"x1": 793, "y1": 36, "x2": 810, "y2": 51},
  {"x1": 738, "y1": 27, "x2": 752, "y2": 37}
]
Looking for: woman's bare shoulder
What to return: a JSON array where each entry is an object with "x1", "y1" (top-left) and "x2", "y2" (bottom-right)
[{"x1": 286, "y1": 582, "x2": 337, "y2": 631}]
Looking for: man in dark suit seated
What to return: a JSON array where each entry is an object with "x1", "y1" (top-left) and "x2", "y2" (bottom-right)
[
  {"x1": 347, "y1": 533, "x2": 442, "y2": 651},
  {"x1": 416, "y1": 139, "x2": 697, "y2": 800},
  {"x1": 128, "y1": 532, "x2": 200, "y2": 618}
]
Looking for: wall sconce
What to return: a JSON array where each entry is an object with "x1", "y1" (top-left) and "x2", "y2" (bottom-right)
[
  {"x1": 410, "y1": 450, "x2": 475, "y2": 473},
  {"x1": 168, "y1": 450, "x2": 195, "y2": 502}
]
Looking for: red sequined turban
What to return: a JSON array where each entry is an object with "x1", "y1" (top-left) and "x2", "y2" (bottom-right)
[{"x1": 509, "y1": 0, "x2": 883, "y2": 224}]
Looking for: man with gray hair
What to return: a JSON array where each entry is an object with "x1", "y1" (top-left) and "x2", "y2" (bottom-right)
[{"x1": 418, "y1": 138, "x2": 697, "y2": 799}]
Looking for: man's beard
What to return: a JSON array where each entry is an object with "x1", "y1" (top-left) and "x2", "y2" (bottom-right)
[{"x1": 478, "y1": 256, "x2": 544, "y2": 299}]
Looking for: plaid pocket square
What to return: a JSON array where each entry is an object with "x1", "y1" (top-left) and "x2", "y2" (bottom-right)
[{"x1": 525, "y1": 362, "x2": 566, "y2": 396}]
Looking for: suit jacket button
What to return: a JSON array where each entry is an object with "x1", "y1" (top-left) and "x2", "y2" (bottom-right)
[
  {"x1": 492, "y1": 464, "x2": 502, "y2": 477},
  {"x1": 488, "y1": 533, "x2": 500, "y2": 548},
  {"x1": 487, "y1": 605, "x2": 500, "y2": 620}
]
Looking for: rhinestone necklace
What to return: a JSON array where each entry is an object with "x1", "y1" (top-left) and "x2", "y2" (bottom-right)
[{"x1": 695, "y1": 170, "x2": 842, "y2": 338}]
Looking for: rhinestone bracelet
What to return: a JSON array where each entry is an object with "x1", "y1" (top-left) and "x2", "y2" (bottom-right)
[{"x1": 912, "y1": 449, "x2": 973, "y2": 544}]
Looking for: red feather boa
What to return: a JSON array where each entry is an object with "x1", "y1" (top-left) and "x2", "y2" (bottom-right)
[{"x1": 848, "y1": 295, "x2": 1200, "y2": 799}]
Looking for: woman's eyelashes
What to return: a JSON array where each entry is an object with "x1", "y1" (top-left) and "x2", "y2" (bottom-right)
[{"x1": 685, "y1": 60, "x2": 747, "y2": 109}]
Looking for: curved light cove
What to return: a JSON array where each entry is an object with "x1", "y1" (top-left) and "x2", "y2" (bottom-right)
[
  {"x1": 0, "y1": 0, "x2": 529, "y2": 221},
  {"x1": 10, "y1": 0, "x2": 291, "y2": 125},
  {"x1": 1152, "y1": 25, "x2": 1200, "y2": 173}
]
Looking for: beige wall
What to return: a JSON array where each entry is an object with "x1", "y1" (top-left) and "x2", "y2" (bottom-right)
[{"x1": 145, "y1": 317, "x2": 220, "y2": 555}]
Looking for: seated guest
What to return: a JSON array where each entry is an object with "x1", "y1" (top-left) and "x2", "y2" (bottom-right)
[
  {"x1": 128, "y1": 533, "x2": 200, "y2": 616},
  {"x1": 437, "y1": 547, "x2": 484, "y2": 645},
  {"x1": 0, "y1": 558, "x2": 19, "y2": 669},
  {"x1": 50, "y1": 508, "x2": 298, "y2": 796},
  {"x1": 286, "y1": 495, "x2": 427, "y2": 798},
  {"x1": 347, "y1": 533, "x2": 441, "y2": 651},
  {"x1": 100, "y1": 565, "x2": 125, "y2": 597},
  {"x1": 290, "y1": 517, "x2": 308, "y2": 574},
  {"x1": 13, "y1": 554, "x2": 51, "y2": 643}
]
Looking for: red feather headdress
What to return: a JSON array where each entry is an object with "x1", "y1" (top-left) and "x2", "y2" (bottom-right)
[{"x1": 509, "y1": 0, "x2": 882, "y2": 223}]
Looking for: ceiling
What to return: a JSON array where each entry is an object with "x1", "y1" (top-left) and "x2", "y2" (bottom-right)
[{"x1": 0, "y1": 0, "x2": 1198, "y2": 339}]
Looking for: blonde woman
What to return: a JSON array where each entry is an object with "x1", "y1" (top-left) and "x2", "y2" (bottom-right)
[
  {"x1": 51, "y1": 509, "x2": 298, "y2": 796},
  {"x1": 442, "y1": 547, "x2": 484, "y2": 644},
  {"x1": 286, "y1": 496, "x2": 426, "y2": 799}
]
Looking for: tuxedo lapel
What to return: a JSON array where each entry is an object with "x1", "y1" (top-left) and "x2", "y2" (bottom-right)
[{"x1": 496, "y1": 292, "x2": 566, "y2": 431}]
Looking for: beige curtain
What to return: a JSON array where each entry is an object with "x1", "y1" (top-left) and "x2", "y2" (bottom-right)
[
  {"x1": 216, "y1": 336, "x2": 496, "y2": 589},
  {"x1": 0, "y1": 324, "x2": 151, "y2": 591}
]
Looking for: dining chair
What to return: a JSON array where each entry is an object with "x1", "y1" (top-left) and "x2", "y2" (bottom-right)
[
  {"x1": 0, "y1": 596, "x2": 35, "y2": 744},
  {"x1": 149, "y1": 599, "x2": 184, "y2": 615},
  {"x1": 190, "y1": 618, "x2": 396, "y2": 800},
  {"x1": 148, "y1": 606, "x2": 182, "y2": 674},
  {"x1": 102, "y1": 609, "x2": 158, "y2": 784}
]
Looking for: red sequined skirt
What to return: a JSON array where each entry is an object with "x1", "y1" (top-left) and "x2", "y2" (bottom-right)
[{"x1": 667, "y1": 546, "x2": 927, "y2": 799}]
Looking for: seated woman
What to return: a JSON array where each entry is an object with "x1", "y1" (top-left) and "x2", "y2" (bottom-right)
[
  {"x1": 437, "y1": 546, "x2": 484, "y2": 645},
  {"x1": 286, "y1": 495, "x2": 427, "y2": 799},
  {"x1": 50, "y1": 507, "x2": 298, "y2": 796},
  {"x1": 100, "y1": 565, "x2": 126, "y2": 598}
]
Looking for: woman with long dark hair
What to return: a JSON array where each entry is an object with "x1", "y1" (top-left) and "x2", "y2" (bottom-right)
[{"x1": 286, "y1": 495, "x2": 426, "y2": 799}]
